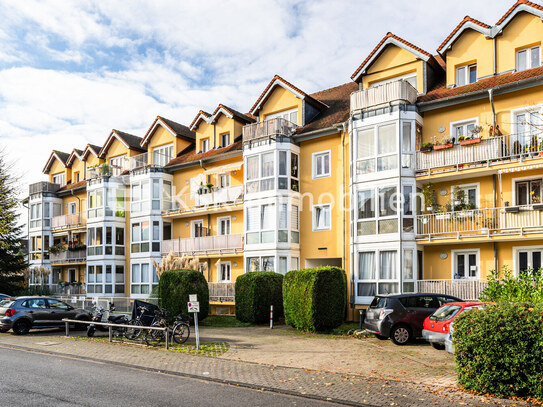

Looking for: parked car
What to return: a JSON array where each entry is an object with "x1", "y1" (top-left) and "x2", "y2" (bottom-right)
[
  {"x1": 0, "y1": 296, "x2": 91, "y2": 335},
  {"x1": 364, "y1": 293, "x2": 463, "y2": 345},
  {"x1": 0, "y1": 294, "x2": 10, "y2": 301}
]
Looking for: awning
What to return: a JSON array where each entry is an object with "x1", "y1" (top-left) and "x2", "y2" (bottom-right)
[
  {"x1": 203, "y1": 162, "x2": 243, "y2": 176},
  {"x1": 498, "y1": 163, "x2": 543, "y2": 174}
]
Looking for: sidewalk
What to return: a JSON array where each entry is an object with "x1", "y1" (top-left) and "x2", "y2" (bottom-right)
[{"x1": 0, "y1": 328, "x2": 534, "y2": 407}]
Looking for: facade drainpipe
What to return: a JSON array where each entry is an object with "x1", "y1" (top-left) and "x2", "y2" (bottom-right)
[
  {"x1": 488, "y1": 89, "x2": 496, "y2": 131},
  {"x1": 348, "y1": 116, "x2": 355, "y2": 322},
  {"x1": 398, "y1": 105, "x2": 403, "y2": 299},
  {"x1": 493, "y1": 38, "x2": 497, "y2": 75},
  {"x1": 70, "y1": 188, "x2": 82, "y2": 224},
  {"x1": 493, "y1": 174, "x2": 498, "y2": 273},
  {"x1": 340, "y1": 121, "x2": 347, "y2": 319}
]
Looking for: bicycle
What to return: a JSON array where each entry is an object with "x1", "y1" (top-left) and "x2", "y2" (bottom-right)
[
  {"x1": 124, "y1": 305, "x2": 147, "y2": 341},
  {"x1": 144, "y1": 310, "x2": 191, "y2": 346}
]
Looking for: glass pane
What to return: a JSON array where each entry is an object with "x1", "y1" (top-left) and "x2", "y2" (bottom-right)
[
  {"x1": 357, "y1": 128, "x2": 374, "y2": 158},
  {"x1": 456, "y1": 254, "x2": 465, "y2": 278},
  {"x1": 517, "y1": 50, "x2": 527, "y2": 71},
  {"x1": 357, "y1": 283, "x2": 376, "y2": 297},
  {"x1": 290, "y1": 231, "x2": 299, "y2": 243},
  {"x1": 356, "y1": 159, "x2": 375, "y2": 175},
  {"x1": 357, "y1": 220, "x2": 376, "y2": 235},
  {"x1": 246, "y1": 232, "x2": 259, "y2": 244},
  {"x1": 279, "y1": 204, "x2": 287, "y2": 228},
  {"x1": 403, "y1": 282, "x2": 415, "y2": 293},
  {"x1": 377, "y1": 155, "x2": 397, "y2": 171},
  {"x1": 279, "y1": 151, "x2": 287, "y2": 175},
  {"x1": 261, "y1": 231, "x2": 274, "y2": 243},
  {"x1": 261, "y1": 153, "x2": 274, "y2": 177},
  {"x1": 378, "y1": 219, "x2": 398, "y2": 234},
  {"x1": 278, "y1": 230, "x2": 288, "y2": 242},
  {"x1": 402, "y1": 218, "x2": 414, "y2": 233},
  {"x1": 519, "y1": 251, "x2": 528, "y2": 274},
  {"x1": 357, "y1": 190, "x2": 374, "y2": 219},
  {"x1": 261, "y1": 204, "x2": 275, "y2": 229},
  {"x1": 380, "y1": 251, "x2": 397, "y2": 279},
  {"x1": 531, "y1": 47, "x2": 540, "y2": 69},
  {"x1": 291, "y1": 153, "x2": 298, "y2": 178},
  {"x1": 457, "y1": 66, "x2": 466, "y2": 86},
  {"x1": 402, "y1": 122, "x2": 412, "y2": 152},
  {"x1": 403, "y1": 186, "x2": 412, "y2": 215},
  {"x1": 262, "y1": 257, "x2": 274, "y2": 271},
  {"x1": 469, "y1": 65, "x2": 477, "y2": 83},
  {"x1": 533, "y1": 251, "x2": 541, "y2": 272},
  {"x1": 247, "y1": 156, "x2": 259, "y2": 180},
  {"x1": 378, "y1": 283, "x2": 399, "y2": 295},
  {"x1": 403, "y1": 250, "x2": 413, "y2": 280},
  {"x1": 377, "y1": 124, "x2": 395, "y2": 155},
  {"x1": 379, "y1": 186, "x2": 397, "y2": 217},
  {"x1": 358, "y1": 252, "x2": 375, "y2": 280},
  {"x1": 278, "y1": 178, "x2": 288, "y2": 189}
]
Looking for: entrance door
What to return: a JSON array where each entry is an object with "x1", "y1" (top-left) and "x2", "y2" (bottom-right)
[{"x1": 68, "y1": 268, "x2": 76, "y2": 283}]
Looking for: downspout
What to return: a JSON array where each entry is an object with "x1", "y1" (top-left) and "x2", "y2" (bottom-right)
[
  {"x1": 71, "y1": 189, "x2": 82, "y2": 224},
  {"x1": 488, "y1": 89, "x2": 496, "y2": 131},
  {"x1": 493, "y1": 38, "x2": 497, "y2": 75},
  {"x1": 493, "y1": 174, "x2": 498, "y2": 273},
  {"x1": 349, "y1": 116, "x2": 355, "y2": 322},
  {"x1": 340, "y1": 121, "x2": 348, "y2": 320},
  {"x1": 398, "y1": 106, "x2": 403, "y2": 299}
]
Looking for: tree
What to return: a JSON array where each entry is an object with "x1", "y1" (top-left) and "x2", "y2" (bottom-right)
[{"x1": 0, "y1": 150, "x2": 26, "y2": 294}]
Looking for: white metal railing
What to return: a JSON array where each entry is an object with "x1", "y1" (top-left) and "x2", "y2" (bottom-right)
[
  {"x1": 166, "y1": 185, "x2": 243, "y2": 214},
  {"x1": 50, "y1": 249, "x2": 87, "y2": 264},
  {"x1": 417, "y1": 279, "x2": 488, "y2": 301},
  {"x1": 52, "y1": 214, "x2": 86, "y2": 229},
  {"x1": 242, "y1": 117, "x2": 298, "y2": 144},
  {"x1": 417, "y1": 205, "x2": 543, "y2": 239},
  {"x1": 162, "y1": 234, "x2": 243, "y2": 255},
  {"x1": 128, "y1": 150, "x2": 174, "y2": 171},
  {"x1": 350, "y1": 80, "x2": 418, "y2": 112},
  {"x1": 208, "y1": 282, "x2": 235, "y2": 302},
  {"x1": 416, "y1": 133, "x2": 543, "y2": 173}
]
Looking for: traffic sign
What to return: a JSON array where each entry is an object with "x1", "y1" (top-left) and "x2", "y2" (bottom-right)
[
  {"x1": 188, "y1": 301, "x2": 200, "y2": 313},
  {"x1": 189, "y1": 294, "x2": 198, "y2": 302}
]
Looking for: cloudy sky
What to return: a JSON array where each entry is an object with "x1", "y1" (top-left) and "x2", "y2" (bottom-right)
[{"x1": 0, "y1": 0, "x2": 532, "y2": 200}]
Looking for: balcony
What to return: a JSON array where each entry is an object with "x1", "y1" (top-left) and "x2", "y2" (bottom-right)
[
  {"x1": 416, "y1": 134, "x2": 543, "y2": 175},
  {"x1": 50, "y1": 283, "x2": 86, "y2": 296},
  {"x1": 162, "y1": 234, "x2": 243, "y2": 256},
  {"x1": 51, "y1": 214, "x2": 86, "y2": 231},
  {"x1": 416, "y1": 279, "x2": 487, "y2": 301},
  {"x1": 164, "y1": 185, "x2": 243, "y2": 217},
  {"x1": 242, "y1": 118, "x2": 298, "y2": 144},
  {"x1": 350, "y1": 80, "x2": 417, "y2": 112},
  {"x1": 417, "y1": 205, "x2": 543, "y2": 240},
  {"x1": 29, "y1": 181, "x2": 60, "y2": 195},
  {"x1": 50, "y1": 249, "x2": 86, "y2": 264},
  {"x1": 209, "y1": 282, "x2": 235, "y2": 302}
]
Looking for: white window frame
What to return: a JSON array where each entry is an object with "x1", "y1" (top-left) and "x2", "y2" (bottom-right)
[
  {"x1": 355, "y1": 248, "x2": 402, "y2": 301},
  {"x1": 450, "y1": 117, "x2": 479, "y2": 142},
  {"x1": 190, "y1": 219, "x2": 204, "y2": 238},
  {"x1": 75, "y1": 172, "x2": 80, "y2": 183},
  {"x1": 516, "y1": 46, "x2": 541, "y2": 72},
  {"x1": 52, "y1": 173, "x2": 65, "y2": 186},
  {"x1": 369, "y1": 72, "x2": 417, "y2": 91},
  {"x1": 219, "y1": 173, "x2": 230, "y2": 188},
  {"x1": 513, "y1": 246, "x2": 543, "y2": 276},
  {"x1": 512, "y1": 175, "x2": 543, "y2": 206},
  {"x1": 312, "y1": 150, "x2": 331, "y2": 179},
  {"x1": 266, "y1": 107, "x2": 298, "y2": 125},
  {"x1": 450, "y1": 183, "x2": 480, "y2": 209},
  {"x1": 220, "y1": 133, "x2": 230, "y2": 147},
  {"x1": 355, "y1": 122, "x2": 398, "y2": 175},
  {"x1": 219, "y1": 261, "x2": 231, "y2": 283},
  {"x1": 109, "y1": 155, "x2": 126, "y2": 176},
  {"x1": 455, "y1": 63, "x2": 477, "y2": 86},
  {"x1": 356, "y1": 184, "x2": 399, "y2": 236},
  {"x1": 68, "y1": 202, "x2": 77, "y2": 215},
  {"x1": 217, "y1": 216, "x2": 231, "y2": 236},
  {"x1": 201, "y1": 138, "x2": 209, "y2": 153},
  {"x1": 312, "y1": 204, "x2": 331, "y2": 231},
  {"x1": 130, "y1": 262, "x2": 152, "y2": 295},
  {"x1": 153, "y1": 143, "x2": 173, "y2": 167},
  {"x1": 451, "y1": 249, "x2": 480, "y2": 280}
]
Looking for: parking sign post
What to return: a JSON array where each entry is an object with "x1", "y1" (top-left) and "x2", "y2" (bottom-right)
[{"x1": 188, "y1": 294, "x2": 200, "y2": 350}]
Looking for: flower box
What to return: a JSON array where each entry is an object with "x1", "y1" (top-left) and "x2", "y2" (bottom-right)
[
  {"x1": 420, "y1": 145, "x2": 433, "y2": 153},
  {"x1": 533, "y1": 203, "x2": 543, "y2": 211},
  {"x1": 505, "y1": 206, "x2": 520, "y2": 213},
  {"x1": 460, "y1": 138, "x2": 481, "y2": 146},
  {"x1": 433, "y1": 143, "x2": 454, "y2": 150}
]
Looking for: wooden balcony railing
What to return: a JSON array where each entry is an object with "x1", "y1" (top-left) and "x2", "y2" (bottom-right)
[
  {"x1": 242, "y1": 118, "x2": 297, "y2": 144},
  {"x1": 350, "y1": 80, "x2": 417, "y2": 112},
  {"x1": 208, "y1": 282, "x2": 235, "y2": 302},
  {"x1": 52, "y1": 214, "x2": 86, "y2": 230},
  {"x1": 162, "y1": 234, "x2": 243, "y2": 256},
  {"x1": 417, "y1": 205, "x2": 543, "y2": 240},
  {"x1": 50, "y1": 249, "x2": 87, "y2": 264},
  {"x1": 416, "y1": 279, "x2": 488, "y2": 301},
  {"x1": 416, "y1": 133, "x2": 543, "y2": 174}
]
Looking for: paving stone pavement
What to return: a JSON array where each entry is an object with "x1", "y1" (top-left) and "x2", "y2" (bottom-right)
[{"x1": 0, "y1": 331, "x2": 536, "y2": 407}]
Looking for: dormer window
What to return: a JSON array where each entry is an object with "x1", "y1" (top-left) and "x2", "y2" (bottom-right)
[
  {"x1": 517, "y1": 46, "x2": 540, "y2": 71},
  {"x1": 221, "y1": 133, "x2": 230, "y2": 147},
  {"x1": 456, "y1": 64, "x2": 476, "y2": 86},
  {"x1": 201, "y1": 138, "x2": 209, "y2": 153},
  {"x1": 52, "y1": 173, "x2": 65, "y2": 186}
]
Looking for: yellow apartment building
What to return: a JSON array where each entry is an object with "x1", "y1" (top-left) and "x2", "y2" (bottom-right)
[{"x1": 25, "y1": 0, "x2": 543, "y2": 319}]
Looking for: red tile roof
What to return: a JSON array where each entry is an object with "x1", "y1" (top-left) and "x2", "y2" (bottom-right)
[
  {"x1": 418, "y1": 65, "x2": 543, "y2": 103},
  {"x1": 212, "y1": 104, "x2": 255, "y2": 124},
  {"x1": 351, "y1": 32, "x2": 433, "y2": 81},
  {"x1": 166, "y1": 140, "x2": 242, "y2": 167},
  {"x1": 58, "y1": 179, "x2": 87, "y2": 192},
  {"x1": 496, "y1": 0, "x2": 543, "y2": 25},
  {"x1": 437, "y1": 16, "x2": 491, "y2": 53},
  {"x1": 249, "y1": 75, "x2": 328, "y2": 115},
  {"x1": 189, "y1": 110, "x2": 211, "y2": 130}
]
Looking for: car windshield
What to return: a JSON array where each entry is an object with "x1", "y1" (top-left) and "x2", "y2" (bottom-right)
[
  {"x1": 429, "y1": 304, "x2": 462, "y2": 321},
  {"x1": 0, "y1": 300, "x2": 14, "y2": 308},
  {"x1": 369, "y1": 296, "x2": 387, "y2": 308}
]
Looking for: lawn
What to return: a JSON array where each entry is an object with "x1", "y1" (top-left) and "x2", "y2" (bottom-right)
[{"x1": 199, "y1": 315, "x2": 252, "y2": 327}]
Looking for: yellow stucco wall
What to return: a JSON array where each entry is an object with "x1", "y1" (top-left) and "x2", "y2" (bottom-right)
[
  {"x1": 104, "y1": 137, "x2": 130, "y2": 161},
  {"x1": 48, "y1": 159, "x2": 67, "y2": 183},
  {"x1": 259, "y1": 86, "x2": 303, "y2": 125},
  {"x1": 147, "y1": 125, "x2": 192, "y2": 161}
]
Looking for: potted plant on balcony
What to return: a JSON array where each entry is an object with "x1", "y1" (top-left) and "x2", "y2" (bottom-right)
[
  {"x1": 48, "y1": 243, "x2": 66, "y2": 255},
  {"x1": 434, "y1": 137, "x2": 454, "y2": 150},
  {"x1": 99, "y1": 163, "x2": 113, "y2": 177},
  {"x1": 422, "y1": 183, "x2": 438, "y2": 212},
  {"x1": 459, "y1": 125, "x2": 483, "y2": 146},
  {"x1": 420, "y1": 142, "x2": 433, "y2": 153}
]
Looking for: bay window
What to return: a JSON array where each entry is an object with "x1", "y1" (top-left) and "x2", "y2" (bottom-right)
[
  {"x1": 87, "y1": 264, "x2": 122, "y2": 294},
  {"x1": 357, "y1": 249, "x2": 402, "y2": 299},
  {"x1": 356, "y1": 123, "x2": 397, "y2": 175},
  {"x1": 131, "y1": 221, "x2": 150, "y2": 253},
  {"x1": 88, "y1": 190, "x2": 103, "y2": 218},
  {"x1": 245, "y1": 150, "x2": 299, "y2": 194},
  {"x1": 357, "y1": 186, "x2": 398, "y2": 235},
  {"x1": 131, "y1": 180, "x2": 149, "y2": 213}
]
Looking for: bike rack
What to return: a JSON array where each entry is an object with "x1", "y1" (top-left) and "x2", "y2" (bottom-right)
[{"x1": 62, "y1": 318, "x2": 170, "y2": 350}]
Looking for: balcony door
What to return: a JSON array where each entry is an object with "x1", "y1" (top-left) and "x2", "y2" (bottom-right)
[
  {"x1": 218, "y1": 217, "x2": 230, "y2": 236},
  {"x1": 452, "y1": 250, "x2": 478, "y2": 279},
  {"x1": 517, "y1": 248, "x2": 542, "y2": 274},
  {"x1": 191, "y1": 220, "x2": 204, "y2": 238}
]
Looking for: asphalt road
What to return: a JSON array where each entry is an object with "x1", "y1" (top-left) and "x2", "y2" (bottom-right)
[{"x1": 0, "y1": 347, "x2": 344, "y2": 407}]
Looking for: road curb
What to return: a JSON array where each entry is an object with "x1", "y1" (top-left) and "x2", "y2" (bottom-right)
[{"x1": 0, "y1": 343, "x2": 376, "y2": 407}]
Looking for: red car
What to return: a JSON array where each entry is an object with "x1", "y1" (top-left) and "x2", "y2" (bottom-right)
[{"x1": 422, "y1": 301, "x2": 486, "y2": 350}]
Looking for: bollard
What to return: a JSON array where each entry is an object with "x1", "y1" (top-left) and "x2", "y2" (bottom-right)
[
  {"x1": 65, "y1": 321, "x2": 69, "y2": 337},
  {"x1": 108, "y1": 326, "x2": 112, "y2": 342},
  {"x1": 165, "y1": 326, "x2": 169, "y2": 350},
  {"x1": 359, "y1": 309, "x2": 366, "y2": 330},
  {"x1": 270, "y1": 305, "x2": 274, "y2": 329}
]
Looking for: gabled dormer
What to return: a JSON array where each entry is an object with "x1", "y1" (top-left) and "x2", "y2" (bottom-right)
[
  {"x1": 351, "y1": 32, "x2": 443, "y2": 95},
  {"x1": 141, "y1": 116, "x2": 195, "y2": 166},
  {"x1": 249, "y1": 75, "x2": 327, "y2": 126},
  {"x1": 99, "y1": 130, "x2": 146, "y2": 176},
  {"x1": 66, "y1": 148, "x2": 85, "y2": 183},
  {"x1": 43, "y1": 150, "x2": 70, "y2": 186},
  {"x1": 81, "y1": 144, "x2": 104, "y2": 169}
]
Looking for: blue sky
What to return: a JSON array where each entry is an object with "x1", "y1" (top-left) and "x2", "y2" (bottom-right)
[{"x1": 0, "y1": 0, "x2": 530, "y2": 195}]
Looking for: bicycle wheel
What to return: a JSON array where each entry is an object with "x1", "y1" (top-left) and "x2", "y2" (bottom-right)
[
  {"x1": 172, "y1": 322, "x2": 190, "y2": 344},
  {"x1": 124, "y1": 319, "x2": 143, "y2": 341},
  {"x1": 145, "y1": 322, "x2": 165, "y2": 347}
]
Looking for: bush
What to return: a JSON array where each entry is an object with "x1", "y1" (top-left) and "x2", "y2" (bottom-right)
[
  {"x1": 158, "y1": 269, "x2": 209, "y2": 321},
  {"x1": 22, "y1": 285, "x2": 51, "y2": 296},
  {"x1": 481, "y1": 266, "x2": 543, "y2": 303},
  {"x1": 454, "y1": 303, "x2": 543, "y2": 400},
  {"x1": 283, "y1": 267, "x2": 346, "y2": 332},
  {"x1": 235, "y1": 271, "x2": 283, "y2": 324}
]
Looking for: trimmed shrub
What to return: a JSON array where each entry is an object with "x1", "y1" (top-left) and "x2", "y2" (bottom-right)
[
  {"x1": 481, "y1": 266, "x2": 543, "y2": 303},
  {"x1": 454, "y1": 303, "x2": 543, "y2": 400},
  {"x1": 235, "y1": 271, "x2": 283, "y2": 323},
  {"x1": 283, "y1": 267, "x2": 346, "y2": 332},
  {"x1": 158, "y1": 269, "x2": 209, "y2": 321}
]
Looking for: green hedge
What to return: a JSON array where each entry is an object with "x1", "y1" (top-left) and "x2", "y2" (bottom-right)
[
  {"x1": 158, "y1": 269, "x2": 209, "y2": 321},
  {"x1": 283, "y1": 267, "x2": 346, "y2": 332},
  {"x1": 454, "y1": 303, "x2": 543, "y2": 400},
  {"x1": 235, "y1": 271, "x2": 283, "y2": 324}
]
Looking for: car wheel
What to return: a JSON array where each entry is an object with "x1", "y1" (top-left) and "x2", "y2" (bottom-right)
[
  {"x1": 390, "y1": 325, "x2": 412, "y2": 346},
  {"x1": 375, "y1": 334, "x2": 388, "y2": 340},
  {"x1": 431, "y1": 342, "x2": 445, "y2": 350},
  {"x1": 12, "y1": 320, "x2": 31, "y2": 336}
]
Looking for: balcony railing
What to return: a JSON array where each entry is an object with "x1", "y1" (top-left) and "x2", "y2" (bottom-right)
[
  {"x1": 50, "y1": 284, "x2": 86, "y2": 296},
  {"x1": 165, "y1": 185, "x2": 243, "y2": 215},
  {"x1": 350, "y1": 80, "x2": 417, "y2": 112},
  {"x1": 417, "y1": 205, "x2": 543, "y2": 240},
  {"x1": 242, "y1": 118, "x2": 298, "y2": 144},
  {"x1": 416, "y1": 279, "x2": 488, "y2": 301},
  {"x1": 129, "y1": 151, "x2": 174, "y2": 171},
  {"x1": 29, "y1": 181, "x2": 60, "y2": 195},
  {"x1": 51, "y1": 214, "x2": 86, "y2": 230},
  {"x1": 416, "y1": 134, "x2": 543, "y2": 174},
  {"x1": 162, "y1": 234, "x2": 243, "y2": 256},
  {"x1": 50, "y1": 249, "x2": 87, "y2": 264},
  {"x1": 209, "y1": 282, "x2": 235, "y2": 302}
]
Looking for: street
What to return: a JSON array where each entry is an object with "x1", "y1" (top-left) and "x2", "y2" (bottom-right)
[{"x1": 0, "y1": 347, "x2": 344, "y2": 407}]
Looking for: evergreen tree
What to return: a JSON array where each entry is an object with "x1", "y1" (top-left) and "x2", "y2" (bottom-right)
[{"x1": 0, "y1": 150, "x2": 26, "y2": 294}]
